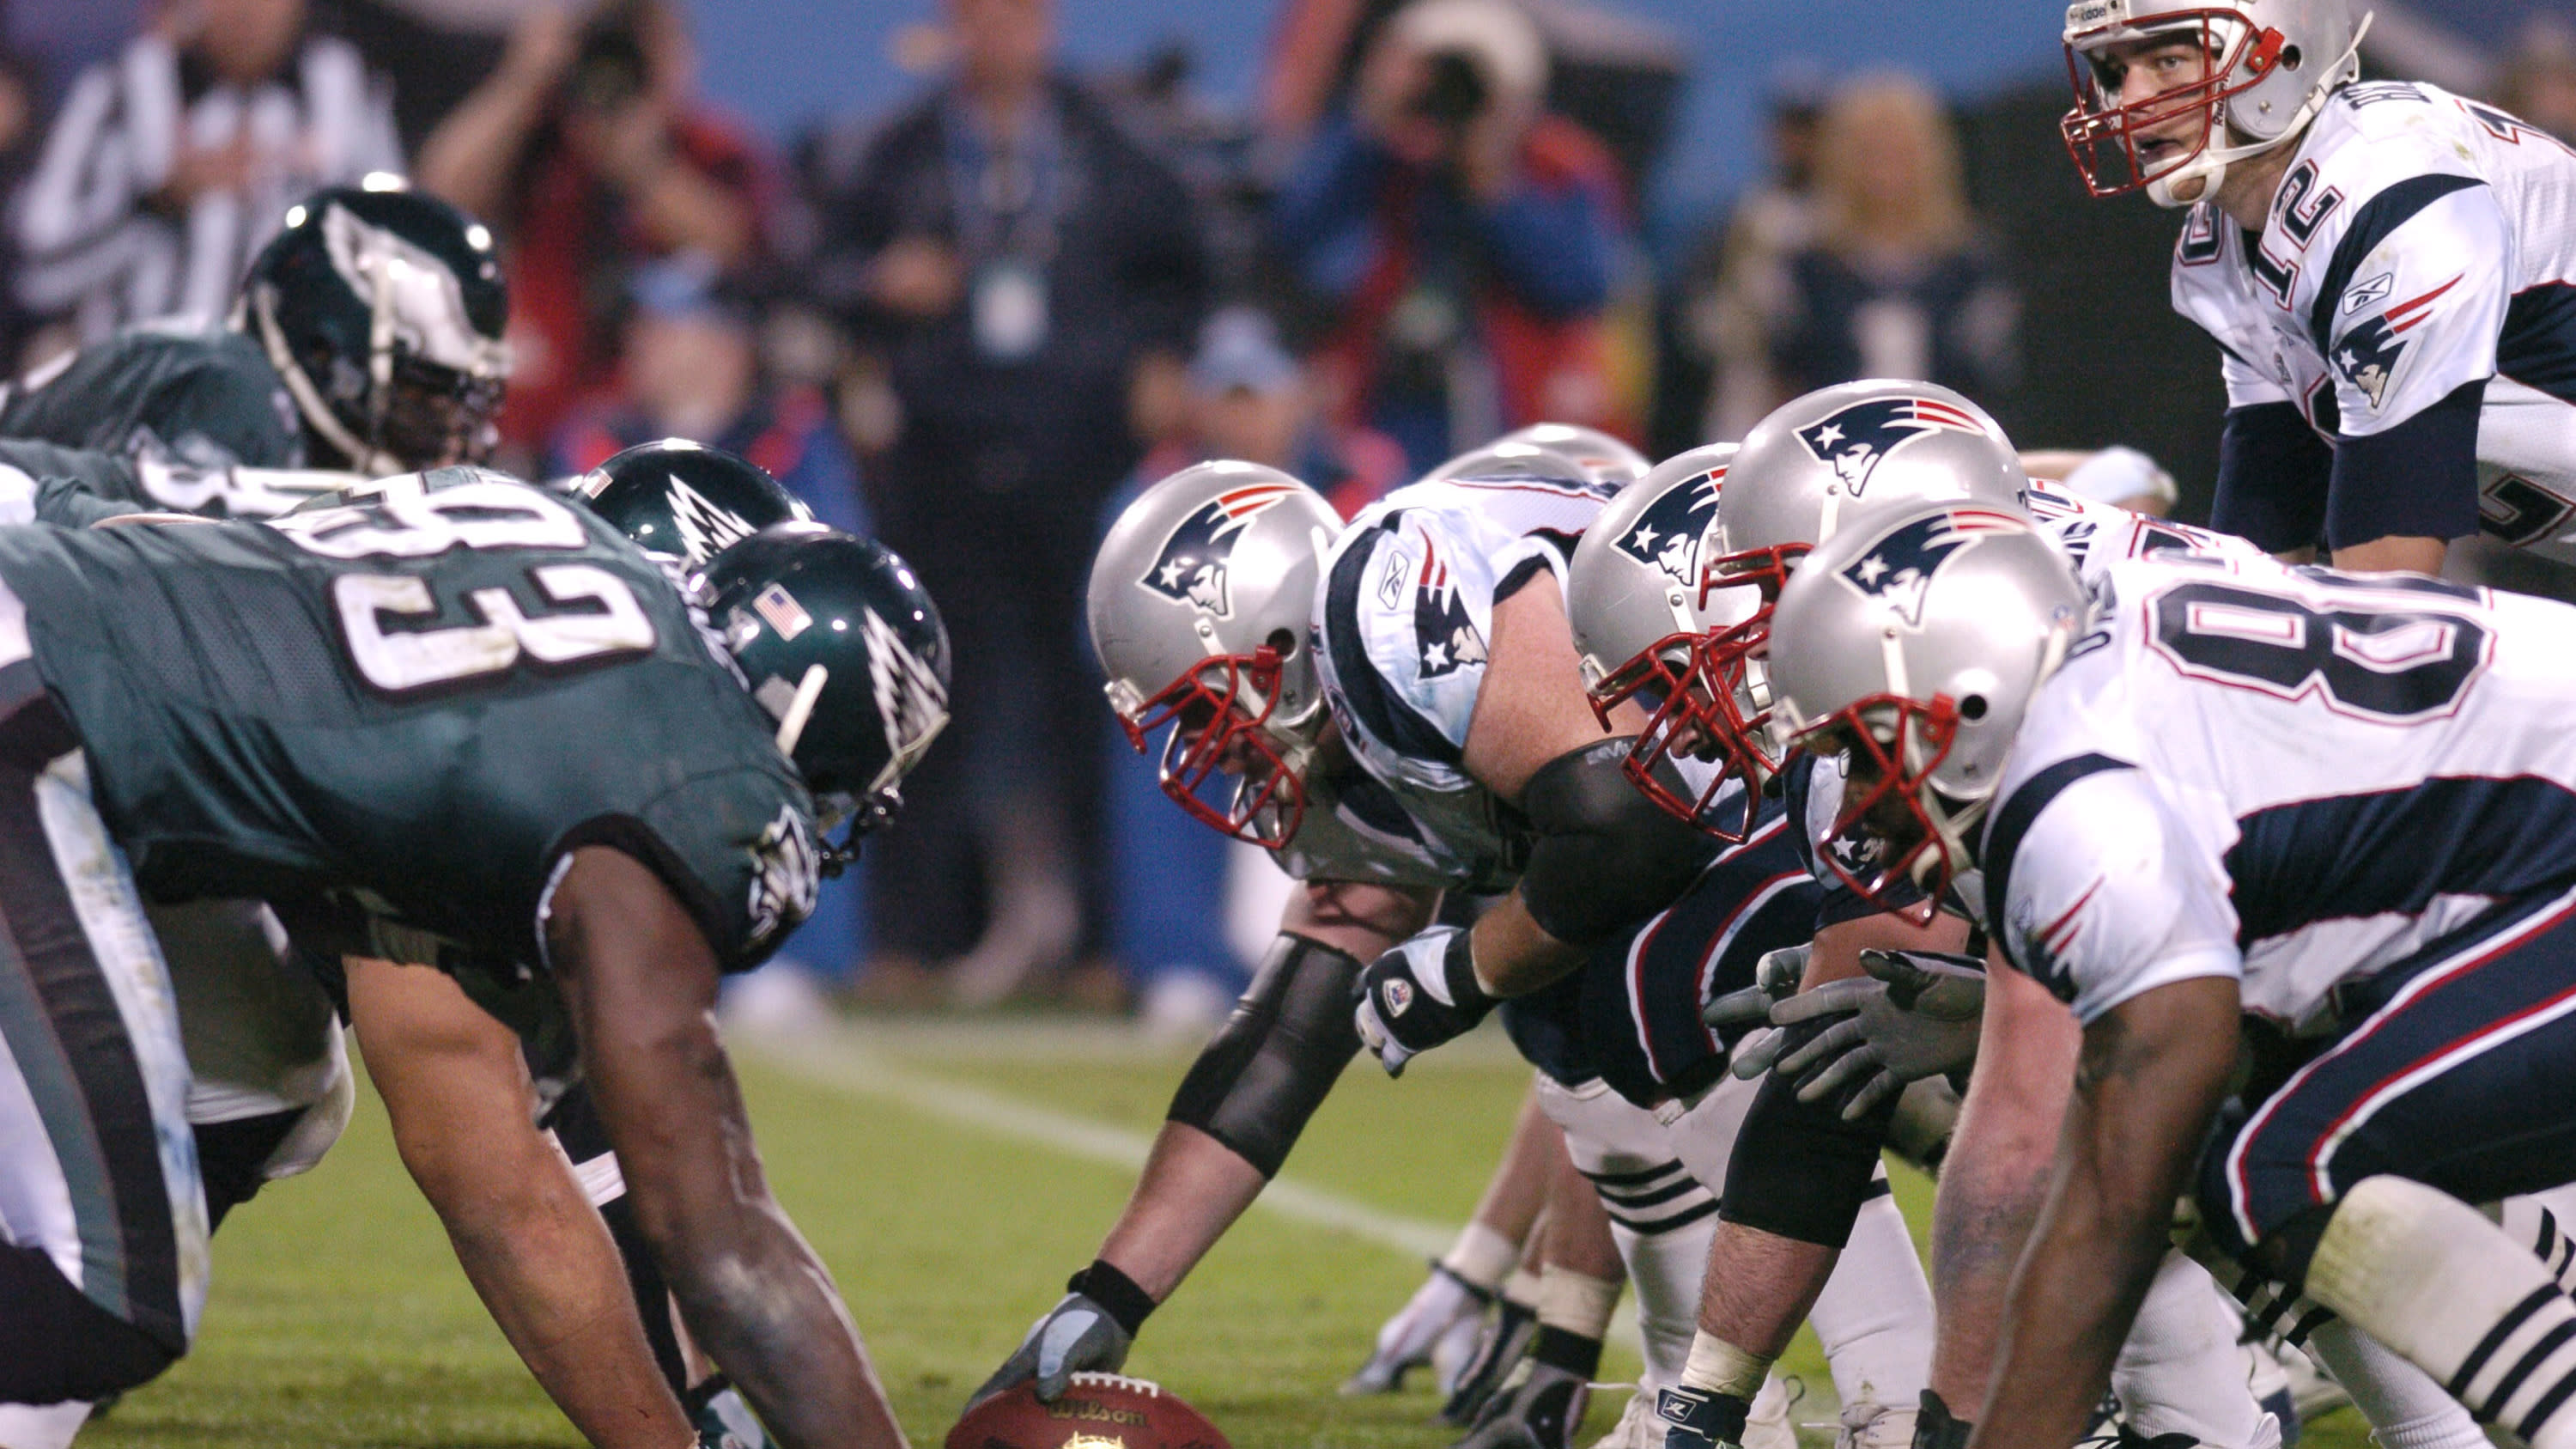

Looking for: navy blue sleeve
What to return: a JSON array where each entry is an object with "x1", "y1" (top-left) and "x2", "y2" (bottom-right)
[
  {"x1": 2211, "y1": 401, "x2": 2333, "y2": 553},
  {"x1": 2324, "y1": 379, "x2": 2487, "y2": 551},
  {"x1": 1271, "y1": 115, "x2": 1391, "y2": 298},
  {"x1": 1471, "y1": 180, "x2": 1614, "y2": 318}
]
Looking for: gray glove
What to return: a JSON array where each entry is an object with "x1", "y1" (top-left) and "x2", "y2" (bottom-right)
[
  {"x1": 1703, "y1": 943, "x2": 1810, "y2": 1030},
  {"x1": 1730, "y1": 950, "x2": 1985, "y2": 1119},
  {"x1": 967, "y1": 1292, "x2": 1135, "y2": 1409},
  {"x1": 1342, "y1": 1261, "x2": 1492, "y2": 1395}
]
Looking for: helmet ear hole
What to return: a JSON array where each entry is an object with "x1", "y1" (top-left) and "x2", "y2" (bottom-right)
[
  {"x1": 1959, "y1": 694, "x2": 1989, "y2": 721},
  {"x1": 2280, "y1": 44, "x2": 2304, "y2": 70},
  {"x1": 1266, "y1": 627, "x2": 1298, "y2": 659}
]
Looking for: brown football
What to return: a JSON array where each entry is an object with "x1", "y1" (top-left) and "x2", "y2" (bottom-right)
[{"x1": 945, "y1": 1373, "x2": 1230, "y2": 1449}]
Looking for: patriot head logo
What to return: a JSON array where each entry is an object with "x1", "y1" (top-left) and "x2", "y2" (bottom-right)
[
  {"x1": 1141, "y1": 479, "x2": 1303, "y2": 618},
  {"x1": 1837, "y1": 508, "x2": 2031, "y2": 628},
  {"x1": 1414, "y1": 539, "x2": 1489, "y2": 679},
  {"x1": 1615, "y1": 467, "x2": 1726, "y2": 587},
  {"x1": 1795, "y1": 396, "x2": 1990, "y2": 496},
  {"x1": 2333, "y1": 275, "x2": 2458, "y2": 411}
]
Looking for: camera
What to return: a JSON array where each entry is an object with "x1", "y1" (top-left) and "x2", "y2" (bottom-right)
[{"x1": 1413, "y1": 49, "x2": 1491, "y2": 128}]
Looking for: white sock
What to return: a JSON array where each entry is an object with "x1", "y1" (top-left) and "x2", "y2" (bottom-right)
[
  {"x1": 2112, "y1": 1253, "x2": 2275, "y2": 1449},
  {"x1": 1807, "y1": 1186, "x2": 1934, "y2": 1410},
  {"x1": 1607, "y1": 1209, "x2": 1722, "y2": 1387},
  {"x1": 2307, "y1": 1177, "x2": 2576, "y2": 1449},
  {"x1": 0, "y1": 1401, "x2": 94, "y2": 1449},
  {"x1": 2304, "y1": 1319, "x2": 2490, "y2": 1449},
  {"x1": 1443, "y1": 1220, "x2": 1522, "y2": 1294}
]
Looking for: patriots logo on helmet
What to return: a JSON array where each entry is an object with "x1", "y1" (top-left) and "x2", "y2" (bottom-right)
[
  {"x1": 1838, "y1": 508, "x2": 2031, "y2": 628},
  {"x1": 1141, "y1": 480, "x2": 1303, "y2": 617},
  {"x1": 1413, "y1": 539, "x2": 1489, "y2": 679},
  {"x1": 1615, "y1": 467, "x2": 1726, "y2": 586},
  {"x1": 1795, "y1": 397, "x2": 1989, "y2": 496}
]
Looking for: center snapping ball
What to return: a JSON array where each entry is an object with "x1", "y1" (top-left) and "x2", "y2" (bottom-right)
[{"x1": 946, "y1": 1373, "x2": 1230, "y2": 1449}]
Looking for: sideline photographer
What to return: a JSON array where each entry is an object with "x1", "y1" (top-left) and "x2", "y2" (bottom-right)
[{"x1": 1272, "y1": 0, "x2": 1627, "y2": 473}]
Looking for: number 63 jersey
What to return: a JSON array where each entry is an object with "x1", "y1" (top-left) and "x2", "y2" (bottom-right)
[
  {"x1": 0, "y1": 478, "x2": 818, "y2": 974},
  {"x1": 1984, "y1": 554, "x2": 2576, "y2": 1035}
]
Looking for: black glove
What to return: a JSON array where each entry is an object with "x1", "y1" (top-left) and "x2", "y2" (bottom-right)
[
  {"x1": 1454, "y1": 1361, "x2": 1590, "y2": 1449},
  {"x1": 1356, "y1": 926, "x2": 1496, "y2": 1077},
  {"x1": 1441, "y1": 1294, "x2": 1538, "y2": 1425},
  {"x1": 1655, "y1": 1385, "x2": 1750, "y2": 1449},
  {"x1": 1912, "y1": 1390, "x2": 1971, "y2": 1449}
]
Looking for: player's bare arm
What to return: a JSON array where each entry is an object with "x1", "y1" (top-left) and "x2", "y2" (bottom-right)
[
  {"x1": 348, "y1": 955, "x2": 695, "y2": 1449},
  {"x1": 1968, "y1": 976, "x2": 2240, "y2": 1449},
  {"x1": 546, "y1": 844, "x2": 908, "y2": 1449}
]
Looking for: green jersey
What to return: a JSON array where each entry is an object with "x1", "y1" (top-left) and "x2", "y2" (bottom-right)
[
  {"x1": 0, "y1": 478, "x2": 819, "y2": 976},
  {"x1": 0, "y1": 325, "x2": 301, "y2": 470}
]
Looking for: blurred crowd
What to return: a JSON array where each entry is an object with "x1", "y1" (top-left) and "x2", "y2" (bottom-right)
[{"x1": 0, "y1": 0, "x2": 2572, "y2": 1021}]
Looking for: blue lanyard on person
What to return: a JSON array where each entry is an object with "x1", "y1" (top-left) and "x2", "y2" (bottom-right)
[{"x1": 945, "y1": 88, "x2": 1066, "y2": 363}]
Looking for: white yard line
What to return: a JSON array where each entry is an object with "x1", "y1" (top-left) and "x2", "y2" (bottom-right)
[{"x1": 737, "y1": 1023, "x2": 1643, "y2": 1353}]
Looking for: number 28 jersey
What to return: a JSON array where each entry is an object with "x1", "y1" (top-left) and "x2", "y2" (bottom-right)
[
  {"x1": 1985, "y1": 554, "x2": 2576, "y2": 1033},
  {"x1": 0, "y1": 478, "x2": 817, "y2": 973}
]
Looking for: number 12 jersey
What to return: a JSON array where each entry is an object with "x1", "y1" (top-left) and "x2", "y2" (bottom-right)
[
  {"x1": 0, "y1": 478, "x2": 817, "y2": 974},
  {"x1": 1984, "y1": 554, "x2": 2576, "y2": 1034}
]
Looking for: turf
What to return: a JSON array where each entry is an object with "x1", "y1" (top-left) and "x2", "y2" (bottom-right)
[{"x1": 80, "y1": 1020, "x2": 2372, "y2": 1449}]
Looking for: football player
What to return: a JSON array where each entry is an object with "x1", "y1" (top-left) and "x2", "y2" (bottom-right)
[
  {"x1": 1566, "y1": 381, "x2": 2291, "y2": 1449},
  {"x1": 0, "y1": 464, "x2": 944, "y2": 1449},
  {"x1": 1759, "y1": 498, "x2": 2576, "y2": 1449},
  {"x1": 977, "y1": 449, "x2": 1935, "y2": 1449},
  {"x1": 0, "y1": 181, "x2": 510, "y2": 496},
  {"x1": 2062, "y1": 0, "x2": 2576, "y2": 574}
]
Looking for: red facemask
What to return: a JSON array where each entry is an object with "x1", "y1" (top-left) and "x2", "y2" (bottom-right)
[
  {"x1": 1119, "y1": 645, "x2": 1308, "y2": 848},
  {"x1": 1812, "y1": 695, "x2": 1965, "y2": 928},
  {"x1": 2060, "y1": 10, "x2": 2287, "y2": 198}
]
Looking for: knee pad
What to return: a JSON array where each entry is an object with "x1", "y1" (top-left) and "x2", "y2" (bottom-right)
[
  {"x1": 1718, "y1": 1061, "x2": 1899, "y2": 1247},
  {"x1": 1165, "y1": 933, "x2": 1363, "y2": 1178},
  {"x1": 0, "y1": 1241, "x2": 182, "y2": 1403}
]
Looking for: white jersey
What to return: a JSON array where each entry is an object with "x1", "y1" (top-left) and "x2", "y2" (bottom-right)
[
  {"x1": 2170, "y1": 82, "x2": 2576, "y2": 554},
  {"x1": 1790, "y1": 490, "x2": 2269, "y2": 916},
  {"x1": 1987, "y1": 554, "x2": 2576, "y2": 1032},
  {"x1": 1295, "y1": 472, "x2": 1615, "y2": 892}
]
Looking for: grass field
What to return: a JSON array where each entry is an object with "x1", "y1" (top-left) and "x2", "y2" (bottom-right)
[{"x1": 80, "y1": 1017, "x2": 2372, "y2": 1449}]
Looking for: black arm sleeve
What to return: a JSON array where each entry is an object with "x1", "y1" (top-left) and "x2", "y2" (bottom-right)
[
  {"x1": 2210, "y1": 401, "x2": 2333, "y2": 553},
  {"x1": 1517, "y1": 740, "x2": 1721, "y2": 947},
  {"x1": 1164, "y1": 933, "x2": 1364, "y2": 1178},
  {"x1": 2325, "y1": 378, "x2": 2487, "y2": 551}
]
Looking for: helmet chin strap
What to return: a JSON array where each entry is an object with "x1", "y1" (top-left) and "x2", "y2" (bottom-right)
[{"x1": 2142, "y1": 12, "x2": 2372, "y2": 210}]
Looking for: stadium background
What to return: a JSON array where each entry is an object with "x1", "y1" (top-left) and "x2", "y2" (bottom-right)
[{"x1": 1, "y1": 1, "x2": 2570, "y2": 1445}]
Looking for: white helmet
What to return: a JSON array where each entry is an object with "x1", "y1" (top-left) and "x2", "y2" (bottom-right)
[
  {"x1": 2061, "y1": 0, "x2": 2370, "y2": 207},
  {"x1": 1495, "y1": 423, "x2": 1654, "y2": 487},
  {"x1": 1087, "y1": 460, "x2": 1342, "y2": 846},
  {"x1": 1698, "y1": 381, "x2": 2027, "y2": 792},
  {"x1": 1765, "y1": 499, "x2": 2087, "y2": 918},
  {"x1": 1417, "y1": 440, "x2": 1597, "y2": 489},
  {"x1": 1564, "y1": 443, "x2": 1764, "y2": 837}
]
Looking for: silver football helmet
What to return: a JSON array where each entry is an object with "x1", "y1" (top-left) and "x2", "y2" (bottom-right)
[
  {"x1": 1087, "y1": 460, "x2": 1343, "y2": 847},
  {"x1": 2061, "y1": 0, "x2": 2369, "y2": 206},
  {"x1": 1696, "y1": 381, "x2": 2027, "y2": 794},
  {"x1": 1564, "y1": 443, "x2": 1763, "y2": 837},
  {"x1": 1415, "y1": 441, "x2": 1596, "y2": 489},
  {"x1": 1765, "y1": 499, "x2": 2088, "y2": 918},
  {"x1": 1495, "y1": 423, "x2": 1653, "y2": 486}
]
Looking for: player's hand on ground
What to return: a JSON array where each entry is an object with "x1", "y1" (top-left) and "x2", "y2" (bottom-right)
[
  {"x1": 1441, "y1": 1294, "x2": 1539, "y2": 1424},
  {"x1": 1343, "y1": 1260, "x2": 1494, "y2": 1395},
  {"x1": 966, "y1": 1292, "x2": 1135, "y2": 1409},
  {"x1": 1356, "y1": 925, "x2": 1494, "y2": 1078},
  {"x1": 1733, "y1": 950, "x2": 1985, "y2": 1118},
  {"x1": 1703, "y1": 943, "x2": 1809, "y2": 1030},
  {"x1": 1455, "y1": 1361, "x2": 1591, "y2": 1449}
]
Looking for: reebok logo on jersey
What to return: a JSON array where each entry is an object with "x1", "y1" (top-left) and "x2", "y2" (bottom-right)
[
  {"x1": 1615, "y1": 466, "x2": 1726, "y2": 586},
  {"x1": 1140, "y1": 479, "x2": 1303, "y2": 618},
  {"x1": 861, "y1": 607, "x2": 951, "y2": 794},
  {"x1": 2342, "y1": 271, "x2": 2395, "y2": 314},
  {"x1": 1837, "y1": 508, "x2": 2031, "y2": 627},
  {"x1": 1795, "y1": 397, "x2": 1989, "y2": 497},
  {"x1": 2333, "y1": 275, "x2": 2459, "y2": 410},
  {"x1": 1413, "y1": 538, "x2": 1488, "y2": 679}
]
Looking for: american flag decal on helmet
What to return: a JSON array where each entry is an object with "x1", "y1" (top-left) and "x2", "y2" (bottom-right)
[
  {"x1": 1140, "y1": 479, "x2": 1303, "y2": 618},
  {"x1": 1838, "y1": 507, "x2": 2030, "y2": 628},
  {"x1": 1796, "y1": 397, "x2": 1990, "y2": 497}
]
